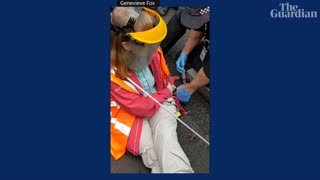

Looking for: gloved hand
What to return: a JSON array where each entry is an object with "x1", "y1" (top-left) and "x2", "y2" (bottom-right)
[
  {"x1": 176, "y1": 85, "x2": 192, "y2": 103},
  {"x1": 176, "y1": 53, "x2": 188, "y2": 73}
]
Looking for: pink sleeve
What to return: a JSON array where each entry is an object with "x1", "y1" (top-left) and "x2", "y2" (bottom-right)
[{"x1": 111, "y1": 82, "x2": 171, "y2": 118}]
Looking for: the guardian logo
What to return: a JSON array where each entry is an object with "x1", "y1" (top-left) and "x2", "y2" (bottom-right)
[{"x1": 270, "y1": 2, "x2": 318, "y2": 18}]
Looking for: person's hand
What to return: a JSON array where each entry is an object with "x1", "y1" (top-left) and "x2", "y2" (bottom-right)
[
  {"x1": 167, "y1": 76, "x2": 179, "y2": 84},
  {"x1": 176, "y1": 53, "x2": 188, "y2": 73},
  {"x1": 166, "y1": 83, "x2": 176, "y2": 94},
  {"x1": 175, "y1": 85, "x2": 192, "y2": 103}
]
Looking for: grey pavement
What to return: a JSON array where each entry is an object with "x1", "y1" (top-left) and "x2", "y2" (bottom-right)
[{"x1": 111, "y1": 7, "x2": 210, "y2": 174}]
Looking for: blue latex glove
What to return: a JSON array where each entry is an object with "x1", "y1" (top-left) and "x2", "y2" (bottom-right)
[
  {"x1": 176, "y1": 53, "x2": 188, "y2": 73},
  {"x1": 176, "y1": 86, "x2": 192, "y2": 103}
]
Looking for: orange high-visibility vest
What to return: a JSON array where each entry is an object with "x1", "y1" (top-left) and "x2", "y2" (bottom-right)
[
  {"x1": 110, "y1": 73, "x2": 137, "y2": 160},
  {"x1": 110, "y1": 48, "x2": 169, "y2": 160}
]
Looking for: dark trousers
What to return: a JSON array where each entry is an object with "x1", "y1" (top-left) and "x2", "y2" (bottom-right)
[{"x1": 160, "y1": 8, "x2": 187, "y2": 54}]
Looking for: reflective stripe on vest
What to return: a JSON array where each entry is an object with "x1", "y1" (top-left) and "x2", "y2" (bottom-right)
[
  {"x1": 110, "y1": 99, "x2": 136, "y2": 160},
  {"x1": 110, "y1": 111, "x2": 131, "y2": 136}
]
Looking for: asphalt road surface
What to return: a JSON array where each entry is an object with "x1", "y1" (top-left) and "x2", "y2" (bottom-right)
[{"x1": 111, "y1": 8, "x2": 210, "y2": 173}]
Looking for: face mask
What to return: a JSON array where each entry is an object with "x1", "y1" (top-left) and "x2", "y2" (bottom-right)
[{"x1": 126, "y1": 56, "x2": 152, "y2": 71}]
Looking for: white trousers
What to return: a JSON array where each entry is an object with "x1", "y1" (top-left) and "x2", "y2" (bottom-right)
[{"x1": 139, "y1": 97, "x2": 194, "y2": 173}]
